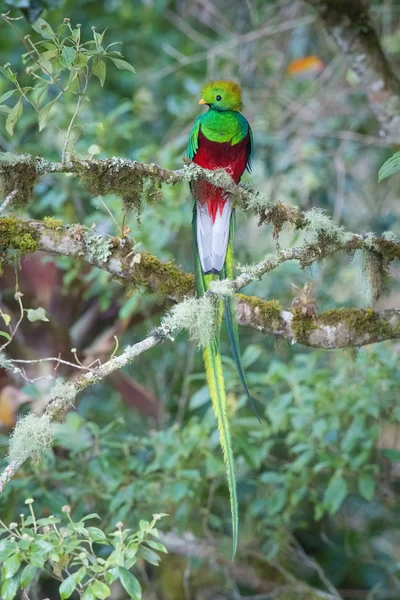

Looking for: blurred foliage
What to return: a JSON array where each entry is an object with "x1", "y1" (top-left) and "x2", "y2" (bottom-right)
[{"x1": 0, "y1": 0, "x2": 399, "y2": 599}]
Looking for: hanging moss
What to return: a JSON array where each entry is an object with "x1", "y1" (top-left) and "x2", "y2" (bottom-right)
[
  {"x1": 0, "y1": 216, "x2": 38, "y2": 253},
  {"x1": 143, "y1": 178, "x2": 163, "y2": 205},
  {"x1": 0, "y1": 152, "x2": 39, "y2": 209},
  {"x1": 258, "y1": 201, "x2": 304, "y2": 237},
  {"x1": 76, "y1": 158, "x2": 146, "y2": 214},
  {"x1": 374, "y1": 237, "x2": 400, "y2": 262}
]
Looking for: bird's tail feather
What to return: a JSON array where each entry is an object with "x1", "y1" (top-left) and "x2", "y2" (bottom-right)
[
  {"x1": 221, "y1": 212, "x2": 261, "y2": 422},
  {"x1": 193, "y1": 207, "x2": 238, "y2": 558}
]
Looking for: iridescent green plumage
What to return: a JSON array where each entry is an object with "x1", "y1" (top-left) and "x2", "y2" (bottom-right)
[{"x1": 188, "y1": 80, "x2": 257, "y2": 558}]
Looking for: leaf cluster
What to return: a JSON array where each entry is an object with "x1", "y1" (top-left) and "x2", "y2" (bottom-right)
[{"x1": 0, "y1": 499, "x2": 167, "y2": 600}]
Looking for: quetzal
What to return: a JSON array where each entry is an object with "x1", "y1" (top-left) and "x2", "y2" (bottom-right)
[{"x1": 186, "y1": 80, "x2": 257, "y2": 556}]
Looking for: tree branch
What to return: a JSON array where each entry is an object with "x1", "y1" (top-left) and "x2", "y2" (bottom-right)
[
  {"x1": 305, "y1": 0, "x2": 400, "y2": 141},
  {"x1": 2, "y1": 216, "x2": 400, "y2": 349},
  {"x1": 0, "y1": 331, "x2": 165, "y2": 494}
]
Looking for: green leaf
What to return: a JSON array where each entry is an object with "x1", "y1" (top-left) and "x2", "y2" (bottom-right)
[
  {"x1": 0, "y1": 105, "x2": 11, "y2": 115},
  {"x1": 20, "y1": 565, "x2": 37, "y2": 589},
  {"x1": 323, "y1": 472, "x2": 347, "y2": 515},
  {"x1": 81, "y1": 513, "x2": 101, "y2": 521},
  {"x1": 358, "y1": 472, "x2": 375, "y2": 501},
  {"x1": 383, "y1": 449, "x2": 400, "y2": 461},
  {"x1": 26, "y1": 307, "x2": 49, "y2": 322},
  {"x1": 105, "y1": 549, "x2": 124, "y2": 567},
  {"x1": 86, "y1": 527, "x2": 108, "y2": 543},
  {"x1": 82, "y1": 587, "x2": 95, "y2": 600},
  {"x1": 92, "y1": 59, "x2": 106, "y2": 87},
  {"x1": 38, "y1": 96, "x2": 60, "y2": 131},
  {"x1": 138, "y1": 546, "x2": 160, "y2": 566},
  {"x1": 31, "y1": 540, "x2": 53, "y2": 554},
  {"x1": 378, "y1": 153, "x2": 400, "y2": 182},
  {"x1": 91, "y1": 580, "x2": 110, "y2": 599},
  {"x1": 144, "y1": 539, "x2": 167, "y2": 553},
  {"x1": 29, "y1": 552, "x2": 45, "y2": 568},
  {"x1": 32, "y1": 19, "x2": 56, "y2": 40},
  {"x1": 59, "y1": 574, "x2": 76, "y2": 600},
  {"x1": 6, "y1": 99, "x2": 23, "y2": 136},
  {"x1": 0, "y1": 66, "x2": 17, "y2": 82},
  {"x1": 0, "y1": 330, "x2": 11, "y2": 341},
  {"x1": 268, "y1": 487, "x2": 287, "y2": 515},
  {"x1": 0, "y1": 90, "x2": 17, "y2": 104},
  {"x1": 108, "y1": 57, "x2": 135, "y2": 73},
  {"x1": 118, "y1": 567, "x2": 141, "y2": 600},
  {"x1": 1, "y1": 574, "x2": 19, "y2": 600},
  {"x1": 60, "y1": 46, "x2": 77, "y2": 69},
  {"x1": 3, "y1": 553, "x2": 21, "y2": 579}
]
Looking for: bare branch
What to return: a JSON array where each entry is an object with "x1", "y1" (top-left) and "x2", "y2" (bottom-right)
[{"x1": 0, "y1": 189, "x2": 18, "y2": 214}]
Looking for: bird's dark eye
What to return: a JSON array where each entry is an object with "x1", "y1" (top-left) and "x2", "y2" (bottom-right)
[{"x1": 216, "y1": 95, "x2": 222, "y2": 101}]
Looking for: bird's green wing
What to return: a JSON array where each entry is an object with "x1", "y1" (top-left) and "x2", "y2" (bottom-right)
[
  {"x1": 245, "y1": 123, "x2": 254, "y2": 173},
  {"x1": 186, "y1": 114, "x2": 202, "y2": 160}
]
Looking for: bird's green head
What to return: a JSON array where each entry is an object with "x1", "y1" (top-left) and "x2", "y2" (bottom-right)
[{"x1": 199, "y1": 80, "x2": 242, "y2": 112}]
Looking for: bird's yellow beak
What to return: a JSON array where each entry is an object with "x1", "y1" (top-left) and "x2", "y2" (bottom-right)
[{"x1": 199, "y1": 98, "x2": 206, "y2": 105}]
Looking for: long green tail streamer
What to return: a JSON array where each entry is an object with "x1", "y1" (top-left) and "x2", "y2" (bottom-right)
[
  {"x1": 221, "y1": 211, "x2": 261, "y2": 422},
  {"x1": 193, "y1": 207, "x2": 238, "y2": 558}
]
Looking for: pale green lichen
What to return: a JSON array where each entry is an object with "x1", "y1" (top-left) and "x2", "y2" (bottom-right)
[
  {"x1": 208, "y1": 278, "x2": 235, "y2": 297},
  {"x1": 8, "y1": 413, "x2": 53, "y2": 464},
  {"x1": 161, "y1": 295, "x2": 216, "y2": 348},
  {"x1": 82, "y1": 229, "x2": 112, "y2": 263},
  {"x1": 303, "y1": 207, "x2": 354, "y2": 247},
  {"x1": 48, "y1": 379, "x2": 76, "y2": 404},
  {"x1": 240, "y1": 183, "x2": 274, "y2": 212},
  {"x1": 382, "y1": 230, "x2": 398, "y2": 242},
  {"x1": 351, "y1": 249, "x2": 387, "y2": 306},
  {"x1": 362, "y1": 231, "x2": 377, "y2": 250}
]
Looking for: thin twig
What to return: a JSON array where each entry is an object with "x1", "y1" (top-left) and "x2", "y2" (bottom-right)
[{"x1": 0, "y1": 189, "x2": 18, "y2": 214}]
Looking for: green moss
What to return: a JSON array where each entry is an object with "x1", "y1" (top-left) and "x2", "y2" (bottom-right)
[
  {"x1": 43, "y1": 216, "x2": 63, "y2": 229},
  {"x1": 137, "y1": 253, "x2": 194, "y2": 299},
  {"x1": 0, "y1": 152, "x2": 38, "y2": 209},
  {"x1": 319, "y1": 307, "x2": 394, "y2": 339},
  {"x1": 291, "y1": 309, "x2": 317, "y2": 342},
  {"x1": 239, "y1": 295, "x2": 284, "y2": 329},
  {"x1": 0, "y1": 216, "x2": 38, "y2": 253},
  {"x1": 257, "y1": 201, "x2": 303, "y2": 237},
  {"x1": 76, "y1": 158, "x2": 145, "y2": 214}
]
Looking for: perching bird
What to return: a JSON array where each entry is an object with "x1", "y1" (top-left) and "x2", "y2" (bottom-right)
[{"x1": 187, "y1": 80, "x2": 257, "y2": 556}]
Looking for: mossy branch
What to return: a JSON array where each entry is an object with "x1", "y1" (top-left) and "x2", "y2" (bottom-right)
[{"x1": 1, "y1": 215, "x2": 400, "y2": 351}]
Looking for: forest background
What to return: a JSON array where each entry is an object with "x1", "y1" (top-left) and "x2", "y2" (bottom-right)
[{"x1": 0, "y1": 0, "x2": 400, "y2": 599}]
